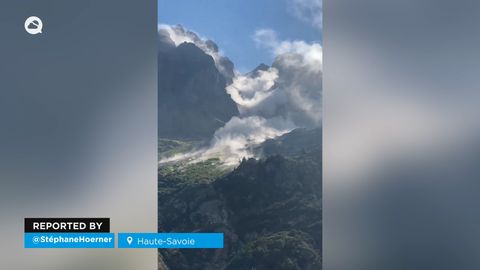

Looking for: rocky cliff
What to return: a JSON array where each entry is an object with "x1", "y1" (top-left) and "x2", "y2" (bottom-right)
[{"x1": 158, "y1": 30, "x2": 239, "y2": 140}]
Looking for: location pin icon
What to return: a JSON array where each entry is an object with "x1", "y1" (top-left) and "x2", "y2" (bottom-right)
[{"x1": 126, "y1": 236, "x2": 133, "y2": 245}]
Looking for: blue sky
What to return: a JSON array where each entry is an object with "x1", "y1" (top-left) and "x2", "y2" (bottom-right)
[{"x1": 158, "y1": 0, "x2": 321, "y2": 72}]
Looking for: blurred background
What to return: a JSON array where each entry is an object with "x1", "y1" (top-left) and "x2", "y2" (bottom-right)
[
  {"x1": 325, "y1": 0, "x2": 480, "y2": 269},
  {"x1": 0, "y1": 1, "x2": 157, "y2": 269}
]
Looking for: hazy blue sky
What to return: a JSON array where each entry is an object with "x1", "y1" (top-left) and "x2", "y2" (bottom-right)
[{"x1": 158, "y1": 0, "x2": 321, "y2": 72}]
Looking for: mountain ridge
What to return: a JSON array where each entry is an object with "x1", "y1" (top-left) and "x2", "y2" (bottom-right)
[{"x1": 158, "y1": 31, "x2": 239, "y2": 140}]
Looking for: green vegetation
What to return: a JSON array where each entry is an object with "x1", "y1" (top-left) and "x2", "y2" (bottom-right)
[
  {"x1": 158, "y1": 138, "x2": 200, "y2": 159},
  {"x1": 226, "y1": 231, "x2": 321, "y2": 270},
  {"x1": 158, "y1": 129, "x2": 322, "y2": 270},
  {"x1": 158, "y1": 158, "x2": 229, "y2": 194}
]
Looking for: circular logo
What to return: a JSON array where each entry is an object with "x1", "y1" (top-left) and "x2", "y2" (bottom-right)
[{"x1": 24, "y1": 16, "x2": 43, "y2": 35}]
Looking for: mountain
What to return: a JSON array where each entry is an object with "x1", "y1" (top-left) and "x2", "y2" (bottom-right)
[
  {"x1": 157, "y1": 25, "x2": 322, "y2": 270},
  {"x1": 158, "y1": 128, "x2": 322, "y2": 270},
  {"x1": 248, "y1": 63, "x2": 270, "y2": 77},
  {"x1": 255, "y1": 127, "x2": 321, "y2": 158},
  {"x1": 158, "y1": 31, "x2": 239, "y2": 140}
]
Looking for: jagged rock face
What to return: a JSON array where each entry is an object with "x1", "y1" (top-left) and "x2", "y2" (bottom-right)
[{"x1": 158, "y1": 35, "x2": 239, "y2": 140}]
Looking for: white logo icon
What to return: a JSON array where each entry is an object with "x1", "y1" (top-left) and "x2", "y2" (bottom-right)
[
  {"x1": 126, "y1": 236, "x2": 133, "y2": 245},
  {"x1": 24, "y1": 16, "x2": 43, "y2": 35}
]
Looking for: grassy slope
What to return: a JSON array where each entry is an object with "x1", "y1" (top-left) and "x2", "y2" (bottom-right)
[
  {"x1": 158, "y1": 138, "x2": 199, "y2": 159},
  {"x1": 158, "y1": 138, "x2": 230, "y2": 195},
  {"x1": 158, "y1": 157, "x2": 229, "y2": 195}
]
